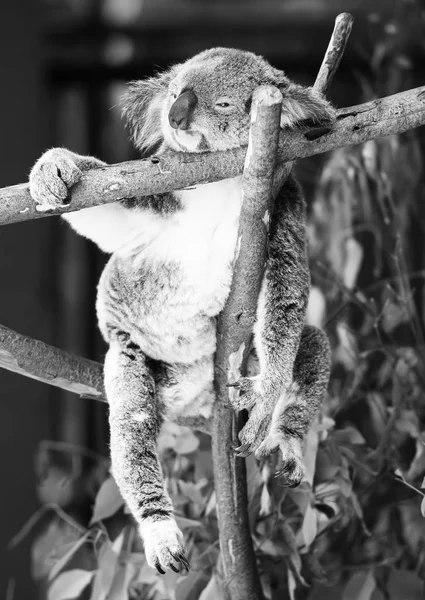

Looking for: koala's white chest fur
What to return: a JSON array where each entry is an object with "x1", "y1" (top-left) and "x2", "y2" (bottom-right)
[
  {"x1": 149, "y1": 176, "x2": 242, "y2": 304},
  {"x1": 97, "y1": 176, "x2": 243, "y2": 364}
]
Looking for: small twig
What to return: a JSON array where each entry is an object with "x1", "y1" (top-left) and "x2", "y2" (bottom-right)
[
  {"x1": 394, "y1": 474, "x2": 425, "y2": 498},
  {"x1": 314, "y1": 12, "x2": 354, "y2": 96},
  {"x1": 8, "y1": 502, "x2": 86, "y2": 550}
]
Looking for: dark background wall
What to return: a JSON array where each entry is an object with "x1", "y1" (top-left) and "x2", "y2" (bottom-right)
[{"x1": 0, "y1": 2, "x2": 54, "y2": 598}]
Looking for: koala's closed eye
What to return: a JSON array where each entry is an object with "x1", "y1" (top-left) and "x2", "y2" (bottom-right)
[{"x1": 214, "y1": 98, "x2": 238, "y2": 113}]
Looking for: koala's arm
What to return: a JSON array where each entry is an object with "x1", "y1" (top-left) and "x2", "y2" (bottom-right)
[
  {"x1": 256, "y1": 173, "x2": 310, "y2": 391},
  {"x1": 232, "y1": 174, "x2": 310, "y2": 443},
  {"x1": 29, "y1": 148, "x2": 146, "y2": 253}
]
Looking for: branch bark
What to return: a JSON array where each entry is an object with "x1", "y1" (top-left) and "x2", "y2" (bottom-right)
[
  {"x1": 213, "y1": 12, "x2": 354, "y2": 600},
  {"x1": 211, "y1": 86, "x2": 282, "y2": 600},
  {"x1": 314, "y1": 12, "x2": 354, "y2": 97},
  {"x1": 210, "y1": 13, "x2": 354, "y2": 591},
  {"x1": 1, "y1": 86, "x2": 424, "y2": 226},
  {"x1": 0, "y1": 323, "x2": 104, "y2": 399}
]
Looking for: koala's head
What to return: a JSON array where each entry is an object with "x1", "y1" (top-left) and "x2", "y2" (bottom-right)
[{"x1": 122, "y1": 47, "x2": 335, "y2": 155}]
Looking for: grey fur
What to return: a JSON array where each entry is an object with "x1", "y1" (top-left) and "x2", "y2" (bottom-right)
[{"x1": 28, "y1": 47, "x2": 333, "y2": 572}]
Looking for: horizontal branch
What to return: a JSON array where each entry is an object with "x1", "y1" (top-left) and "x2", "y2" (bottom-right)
[
  {"x1": 0, "y1": 324, "x2": 104, "y2": 400},
  {"x1": 1, "y1": 85, "x2": 424, "y2": 226}
]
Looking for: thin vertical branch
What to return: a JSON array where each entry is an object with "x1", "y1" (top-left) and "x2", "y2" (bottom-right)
[{"x1": 314, "y1": 12, "x2": 354, "y2": 96}]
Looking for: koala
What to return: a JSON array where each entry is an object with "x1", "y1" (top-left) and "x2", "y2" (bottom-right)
[{"x1": 29, "y1": 47, "x2": 332, "y2": 574}]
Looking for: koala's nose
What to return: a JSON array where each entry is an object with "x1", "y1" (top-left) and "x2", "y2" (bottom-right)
[{"x1": 168, "y1": 90, "x2": 198, "y2": 130}]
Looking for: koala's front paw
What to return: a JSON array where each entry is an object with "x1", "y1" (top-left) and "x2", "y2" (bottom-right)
[
  {"x1": 29, "y1": 148, "x2": 83, "y2": 211},
  {"x1": 141, "y1": 519, "x2": 189, "y2": 574}
]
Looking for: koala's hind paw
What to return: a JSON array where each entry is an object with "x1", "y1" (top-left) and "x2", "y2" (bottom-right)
[
  {"x1": 230, "y1": 376, "x2": 275, "y2": 457},
  {"x1": 142, "y1": 519, "x2": 189, "y2": 574},
  {"x1": 235, "y1": 406, "x2": 272, "y2": 457},
  {"x1": 29, "y1": 148, "x2": 82, "y2": 211},
  {"x1": 275, "y1": 458, "x2": 304, "y2": 488},
  {"x1": 227, "y1": 376, "x2": 259, "y2": 411},
  {"x1": 260, "y1": 433, "x2": 305, "y2": 488}
]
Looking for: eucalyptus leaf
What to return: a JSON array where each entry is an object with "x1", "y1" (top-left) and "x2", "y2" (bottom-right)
[
  {"x1": 89, "y1": 534, "x2": 124, "y2": 600},
  {"x1": 90, "y1": 477, "x2": 125, "y2": 525},
  {"x1": 48, "y1": 531, "x2": 91, "y2": 581},
  {"x1": 48, "y1": 569, "x2": 95, "y2": 600}
]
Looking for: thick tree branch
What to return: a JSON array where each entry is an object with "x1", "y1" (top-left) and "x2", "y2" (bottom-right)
[
  {"x1": 212, "y1": 86, "x2": 282, "y2": 600},
  {"x1": 0, "y1": 87, "x2": 424, "y2": 226},
  {"x1": 210, "y1": 14, "x2": 355, "y2": 592},
  {"x1": 211, "y1": 13, "x2": 355, "y2": 600}
]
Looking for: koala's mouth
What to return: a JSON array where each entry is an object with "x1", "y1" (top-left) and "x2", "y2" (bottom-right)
[{"x1": 168, "y1": 128, "x2": 209, "y2": 153}]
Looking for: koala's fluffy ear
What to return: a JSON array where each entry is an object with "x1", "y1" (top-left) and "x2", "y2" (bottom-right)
[
  {"x1": 121, "y1": 68, "x2": 175, "y2": 155},
  {"x1": 270, "y1": 69, "x2": 336, "y2": 130}
]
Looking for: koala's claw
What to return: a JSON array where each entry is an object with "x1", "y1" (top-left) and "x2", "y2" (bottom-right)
[
  {"x1": 228, "y1": 376, "x2": 260, "y2": 411},
  {"x1": 142, "y1": 519, "x2": 189, "y2": 574},
  {"x1": 171, "y1": 551, "x2": 190, "y2": 573},
  {"x1": 238, "y1": 407, "x2": 271, "y2": 452},
  {"x1": 156, "y1": 551, "x2": 189, "y2": 574},
  {"x1": 155, "y1": 562, "x2": 166, "y2": 575},
  {"x1": 263, "y1": 434, "x2": 305, "y2": 487},
  {"x1": 234, "y1": 442, "x2": 252, "y2": 458},
  {"x1": 275, "y1": 457, "x2": 304, "y2": 488}
]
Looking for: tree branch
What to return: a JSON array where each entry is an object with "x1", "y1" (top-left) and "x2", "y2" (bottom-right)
[
  {"x1": 211, "y1": 13, "x2": 355, "y2": 600},
  {"x1": 314, "y1": 12, "x2": 354, "y2": 97},
  {"x1": 211, "y1": 86, "x2": 282, "y2": 600},
  {"x1": 1, "y1": 86, "x2": 424, "y2": 226},
  {"x1": 0, "y1": 323, "x2": 104, "y2": 399}
]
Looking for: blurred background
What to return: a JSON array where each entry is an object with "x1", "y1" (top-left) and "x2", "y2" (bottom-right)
[{"x1": 1, "y1": 0, "x2": 425, "y2": 599}]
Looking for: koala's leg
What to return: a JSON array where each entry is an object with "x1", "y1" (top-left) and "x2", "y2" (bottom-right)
[
  {"x1": 232, "y1": 174, "x2": 311, "y2": 453},
  {"x1": 255, "y1": 325, "x2": 331, "y2": 487},
  {"x1": 104, "y1": 336, "x2": 189, "y2": 574},
  {"x1": 154, "y1": 358, "x2": 215, "y2": 434}
]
